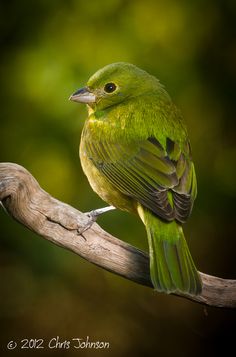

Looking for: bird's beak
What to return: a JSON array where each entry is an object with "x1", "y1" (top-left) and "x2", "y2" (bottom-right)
[{"x1": 69, "y1": 87, "x2": 96, "y2": 104}]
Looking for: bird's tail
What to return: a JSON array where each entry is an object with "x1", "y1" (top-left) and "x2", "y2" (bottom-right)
[{"x1": 140, "y1": 208, "x2": 202, "y2": 295}]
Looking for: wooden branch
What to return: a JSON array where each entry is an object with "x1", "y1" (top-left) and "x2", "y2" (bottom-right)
[{"x1": 0, "y1": 163, "x2": 235, "y2": 308}]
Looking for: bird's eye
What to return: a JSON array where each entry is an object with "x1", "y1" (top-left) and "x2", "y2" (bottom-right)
[{"x1": 104, "y1": 82, "x2": 117, "y2": 93}]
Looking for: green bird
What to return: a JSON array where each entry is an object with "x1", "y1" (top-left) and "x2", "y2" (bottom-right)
[{"x1": 70, "y1": 62, "x2": 202, "y2": 295}]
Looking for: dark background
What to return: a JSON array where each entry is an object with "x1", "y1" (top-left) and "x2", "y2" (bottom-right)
[{"x1": 0, "y1": 0, "x2": 235, "y2": 356}]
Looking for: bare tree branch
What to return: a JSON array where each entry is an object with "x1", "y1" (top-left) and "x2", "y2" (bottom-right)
[{"x1": 0, "y1": 162, "x2": 235, "y2": 308}]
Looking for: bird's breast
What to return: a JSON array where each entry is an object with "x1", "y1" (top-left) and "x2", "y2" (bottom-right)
[{"x1": 79, "y1": 119, "x2": 136, "y2": 213}]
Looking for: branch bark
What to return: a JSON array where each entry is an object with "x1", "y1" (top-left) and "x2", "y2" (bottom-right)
[{"x1": 0, "y1": 162, "x2": 235, "y2": 308}]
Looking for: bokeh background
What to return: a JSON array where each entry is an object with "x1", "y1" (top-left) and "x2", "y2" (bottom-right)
[{"x1": 0, "y1": 0, "x2": 236, "y2": 356}]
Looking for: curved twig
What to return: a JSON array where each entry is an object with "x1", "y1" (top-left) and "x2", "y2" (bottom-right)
[{"x1": 0, "y1": 162, "x2": 235, "y2": 308}]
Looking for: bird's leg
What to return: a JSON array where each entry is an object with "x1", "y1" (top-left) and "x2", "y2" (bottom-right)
[{"x1": 78, "y1": 206, "x2": 116, "y2": 234}]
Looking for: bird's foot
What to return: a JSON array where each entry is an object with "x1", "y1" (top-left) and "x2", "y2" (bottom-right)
[{"x1": 77, "y1": 206, "x2": 116, "y2": 235}]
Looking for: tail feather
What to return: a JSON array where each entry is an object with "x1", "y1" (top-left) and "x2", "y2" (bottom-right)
[{"x1": 142, "y1": 209, "x2": 202, "y2": 295}]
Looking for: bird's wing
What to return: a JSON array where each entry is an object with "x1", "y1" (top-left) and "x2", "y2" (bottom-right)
[{"x1": 85, "y1": 136, "x2": 197, "y2": 223}]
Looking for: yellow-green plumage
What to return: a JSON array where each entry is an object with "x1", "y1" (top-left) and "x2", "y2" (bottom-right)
[{"x1": 71, "y1": 62, "x2": 202, "y2": 295}]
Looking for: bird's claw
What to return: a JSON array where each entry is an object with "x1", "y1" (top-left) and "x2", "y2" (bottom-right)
[
  {"x1": 77, "y1": 210, "x2": 98, "y2": 235},
  {"x1": 77, "y1": 206, "x2": 116, "y2": 235}
]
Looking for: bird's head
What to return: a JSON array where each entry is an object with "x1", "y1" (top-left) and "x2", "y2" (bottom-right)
[{"x1": 69, "y1": 62, "x2": 161, "y2": 111}]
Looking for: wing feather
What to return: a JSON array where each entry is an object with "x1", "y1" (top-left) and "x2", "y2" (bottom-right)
[{"x1": 85, "y1": 136, "x2": 197, "y2": 223}]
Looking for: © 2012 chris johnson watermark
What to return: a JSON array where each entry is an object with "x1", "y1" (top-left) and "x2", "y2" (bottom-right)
[{"x1": 6, "y1": 336, "x2": 110, "y2": 350}]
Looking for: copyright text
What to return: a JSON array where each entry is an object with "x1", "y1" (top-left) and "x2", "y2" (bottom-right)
[{"x1": 7, "y1": 336, "x2": 110, "y2": 350}]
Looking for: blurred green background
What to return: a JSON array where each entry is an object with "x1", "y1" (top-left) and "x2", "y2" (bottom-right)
[{"x1": 0, "y1": 0, "x2": 236, "y2": 356}]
